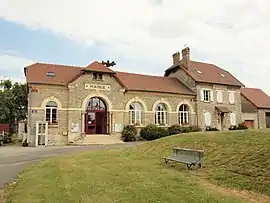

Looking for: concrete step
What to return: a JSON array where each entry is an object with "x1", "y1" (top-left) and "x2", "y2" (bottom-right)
[{"x1": 75, "y1": 134, "x2": 123, "y2": 145}]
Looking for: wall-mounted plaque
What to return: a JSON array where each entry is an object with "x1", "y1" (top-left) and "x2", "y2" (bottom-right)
[
  {"x1": 114, "y1": 124, "x2": 123, "y2": 133},
  {"x1": 85, "y1": 84, "x2": 111, "y2": 91},
  {"x1": 71, "y1": 123, "x2": 79, "y2": 133}
]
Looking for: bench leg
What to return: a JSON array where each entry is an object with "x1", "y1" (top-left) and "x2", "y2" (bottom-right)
[
  {"x1": 164, "y1": 159, "x2": 169, "y2": 164},
  {"x1": 187, "y1": 164, "x2": 191, "y2": 169},
  {"x1": 198, "y1": 163, "x2": 202, "y2": 168}
]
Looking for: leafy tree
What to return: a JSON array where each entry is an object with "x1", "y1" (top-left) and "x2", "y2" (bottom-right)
[{"x1": 0, "y1": 79, "x2": 28, "y2": 132}]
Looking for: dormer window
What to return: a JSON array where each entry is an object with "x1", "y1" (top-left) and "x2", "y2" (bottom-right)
[
  {"x1": 194, "y1": 69, "x2": 202, "y2": 74},
  {"x1": 47, "y1": 72, "x2": 55, "y2": 77},
  {"x1": 220, "y1": 73, "x2": 225, "y2": 77}
]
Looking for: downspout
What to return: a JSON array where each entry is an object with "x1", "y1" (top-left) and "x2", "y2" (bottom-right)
[{"x1": 257, "y1": 109, "x2": 260, "y2": 129}]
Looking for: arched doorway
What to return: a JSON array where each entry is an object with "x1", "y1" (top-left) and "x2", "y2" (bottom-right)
[{"x1": 85, "y1": 97, "x2": 109, "y2": 134}]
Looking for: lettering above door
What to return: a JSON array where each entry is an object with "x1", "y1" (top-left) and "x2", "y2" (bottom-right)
[{"x1": 85, "y1": 84, "x2": 111, "y2": 91}]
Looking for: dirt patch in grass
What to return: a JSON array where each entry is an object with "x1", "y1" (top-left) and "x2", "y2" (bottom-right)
[{"x1": 192, "y1": 172, "x2": 270, "y2": 203}]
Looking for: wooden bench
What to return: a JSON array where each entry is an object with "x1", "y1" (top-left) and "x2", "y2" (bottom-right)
[{"x1": 164, "y1": 147, "x2": 204, "y2": 169}]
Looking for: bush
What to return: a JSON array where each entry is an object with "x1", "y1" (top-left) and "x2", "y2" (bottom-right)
[
  {"x1": 168, "y1": 124, "x2": 182, "y2": 135},
  {"x1": 140, "y1": 124, "x2": 169, "y2": 141},
  {"x1": 121, "y1": 125, "x2": 137, "y2": 142},
  {"x1": 237, "y1": 122, "x2": 248, "y2": 130},
  {"x1": 229, "y1": 123, "x2": 248, "y2": 131},
  {"x1": 205, "y1": 126, "x2": 219, "y2": 131},
  {"x1": 168, "y1": 125, "x2": 201, "y2": 135}
]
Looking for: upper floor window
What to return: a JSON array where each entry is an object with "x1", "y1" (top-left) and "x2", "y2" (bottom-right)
[
  {"x1": 203, "y1": 90, "x2": 210, "y2": 102},
  {"x1": 93, "y1": 73, "x2": 103, "y2": 80},
  {"x1": 45, "y1": 101, "x2": 57, "y2": 124},
  {"x1": 178, "y1": 104, "x2": 189, "y2": 125},
  {"x1": 155, "y1": 103, "x2": 167, "y2": 125},
  {"x1": 229, "y1": 91, "x2": 235, "y2": 104},
  {"x1": 129, "y1": 102, "x2": 143, "y2": 125},
  {"x1": 216, "y1": 91, "x2": 223, "y2": 103}
]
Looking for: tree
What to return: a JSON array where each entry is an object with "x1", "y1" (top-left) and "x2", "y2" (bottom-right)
[{"x1": 0, "y1": 79, "x2": 28, "y2": 132}]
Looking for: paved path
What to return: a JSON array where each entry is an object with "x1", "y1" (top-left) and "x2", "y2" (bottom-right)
[{"x1": 0, "y1": 143, "x2": 138, "y2": 189}]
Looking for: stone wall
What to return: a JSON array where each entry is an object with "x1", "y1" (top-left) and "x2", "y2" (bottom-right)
[
  {"x1": 196, "y1": 83, "x2": 242, "y2": 130},
  {"x1": 258, "y1": 109, "x2": 270, "y2": 128},
  {"x1": 28, "y1": 72, "x2": 197, "y2": 145},
  {"x1": 242, "y1": 112, "x2": 258, "y2": 129}
]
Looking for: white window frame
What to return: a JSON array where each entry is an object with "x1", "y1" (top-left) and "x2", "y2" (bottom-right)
[
  {"x1": 178, "y1": 104, "x2": 190, "y2": 125},
  {"x1": 45, "y1": 101, "x2": 58, "y2": 125},
  {"x1": 129, "y1": 102, "x2": 143, "y2": 125},
  {"x1": 155, "y1": 103, "x2": 168, "y2": 126},
  {"x1": 201, "y1": 89, "x2": 213, "y2": 102}
]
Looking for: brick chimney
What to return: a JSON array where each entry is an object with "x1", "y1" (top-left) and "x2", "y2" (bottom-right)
[
  {"x1": 172, "y1": 52, "x2": 180, "y2": 65},
  {"x1": 181, "y1": 47, "x2": 190, "y2": 69}
]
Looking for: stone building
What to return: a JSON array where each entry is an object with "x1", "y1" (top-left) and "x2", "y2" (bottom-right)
[
  {"x1": 241, "y1": 88, "x2": 270, "y2": 129},
  {"x1": 25, "y1": 47, "x2": 244, "y2": 146}
]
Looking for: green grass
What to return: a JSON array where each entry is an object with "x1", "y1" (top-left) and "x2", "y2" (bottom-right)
[{"x1": 4, "y1": 130, "x2": 270, "y2": 203}]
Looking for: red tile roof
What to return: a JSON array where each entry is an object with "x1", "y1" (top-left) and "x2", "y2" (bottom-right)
[
  {"x1": 84, "y1": 61, "x2": 115, "y2": 73},
  {"x1": 25, "y1": 62, "x2": 195, "y2": 95},
  {"x1": 165, "y1": 60, "x2": 244, "y2": 87},
  {"x1": 115, "y1": 71, "x2": 195, "y2": 95},
  {"x1": 25, "y1": 63, "x2": 82, "y2": 86},
  {"x1": 241, "y1": 88, "x2": 270, "y2": 109}
]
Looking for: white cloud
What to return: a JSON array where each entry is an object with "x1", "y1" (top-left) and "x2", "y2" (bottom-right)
[
  {"x1": 0, "y1": 0, "x2": 270, "y2": 94},
  {"x1": 0, "y1": 54, "x2": 33, "y2": 83}
]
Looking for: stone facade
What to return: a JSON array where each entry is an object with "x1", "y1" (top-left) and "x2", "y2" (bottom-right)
[
  {"x1": 168, "y1": 68, "x2": 242, "y2": 130},
  {"x1": 28, "y1": 72, "x2": 196, "y2": 146}
]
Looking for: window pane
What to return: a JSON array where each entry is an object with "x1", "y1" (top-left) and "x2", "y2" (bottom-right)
[{"x1": 46, "y1": 101, "x2": 57, "y2": 107}]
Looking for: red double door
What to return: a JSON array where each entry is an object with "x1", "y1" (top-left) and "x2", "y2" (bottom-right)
[{"x1": 85, "y1": 110, "x2": 110, "y2": 134}]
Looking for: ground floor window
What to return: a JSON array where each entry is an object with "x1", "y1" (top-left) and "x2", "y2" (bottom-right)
[
  {"x1": 155, "y1": 103, "x2": 168, "y2": 125},
  {"x1": 178, "y1": 104, "x2": 189, "y2": 125},
  {"x1": 129, "y1": 102, "x2": 143, "y2": 125}
]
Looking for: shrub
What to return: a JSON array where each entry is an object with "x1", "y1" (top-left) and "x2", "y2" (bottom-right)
[
  {"x1": 237, "y1": 122, "x2": 248, "y2": 130},
  {"x1": 140, "y1": 124, "x2": 169, "y2": 141},
  {"x1": 229, "y1": 123, "x2": 248, "y2": 131},
  {"x1": 229, "y1": 126, "x2": 238, "y2": 131},
  {"x1": 121, "y1": 125, "x2": 137, "y2": 142},
  {"x1": 168, "y1": 124, "x2": 201, "y2": 135},
  {"x1": 168, "y1": 124, "x2": 182, "y2": 135},
  {"x1": 205, "y1": 126, "x2": 219, "y2": 131}
]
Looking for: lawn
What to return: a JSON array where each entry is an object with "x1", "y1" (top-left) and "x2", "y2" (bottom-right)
[{"x1": 4, "y1": 129, "x2": 270, "y2": 203}]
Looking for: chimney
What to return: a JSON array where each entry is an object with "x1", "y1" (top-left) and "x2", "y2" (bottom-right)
[
  {"x1": 181, "y1": 47, "x2": 190, "y2": 69},
  {"x1": 172, "y1": 52, "x2": 180, "y2": 65}
]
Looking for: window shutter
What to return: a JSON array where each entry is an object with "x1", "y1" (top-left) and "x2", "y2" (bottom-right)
[
  {"x1": 200, "y1": 90, "x2": 204, "y2": 101},
  {"x1": 210, "y1": 90, "x2": 214, "y2": 102},
  {"x1": 229, "y1": 92, "x2": 235, "y2": 104},
  {"x1": 204, "y1": 112, "x2": 211, "y2": 126},
  {"x1": 217, "y1": 91, "x2": 223, "y2": 103},
  {"x1": 230, "y1": 113, "x2": 236, "y2": 126}
]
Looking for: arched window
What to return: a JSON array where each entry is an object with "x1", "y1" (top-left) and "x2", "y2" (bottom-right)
[
  {"x1": 178, "y1": 104, "x2": 189, "y2": 125},
  {"x1": 87, "y1": 97, "x2": 107, "y2": 111},
  {"x1": 129, "y1": 102, "x2": 143, "y2": 125},
  {"x1": 45, "y1": 101, "x2": 58, "y2": 124},
  {"x1": 155, "y1": 103, "x2": 168, "y2": 125}
]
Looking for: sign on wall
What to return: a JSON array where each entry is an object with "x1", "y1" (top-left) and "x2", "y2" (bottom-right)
[
  {"x1": 114, "y1": 124, "x2": 123, "y2": 133},
  {"x1": 71, "y1": 123, "x2": 79, "y2": 133},
  {"x1": 85, "y1": 84, "x2": 111, "y2": 91}
]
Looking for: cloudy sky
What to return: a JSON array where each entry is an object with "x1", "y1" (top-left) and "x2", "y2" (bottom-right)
[{"x1": 0, "y1": 0, "x2": 269, "y2": 94}]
